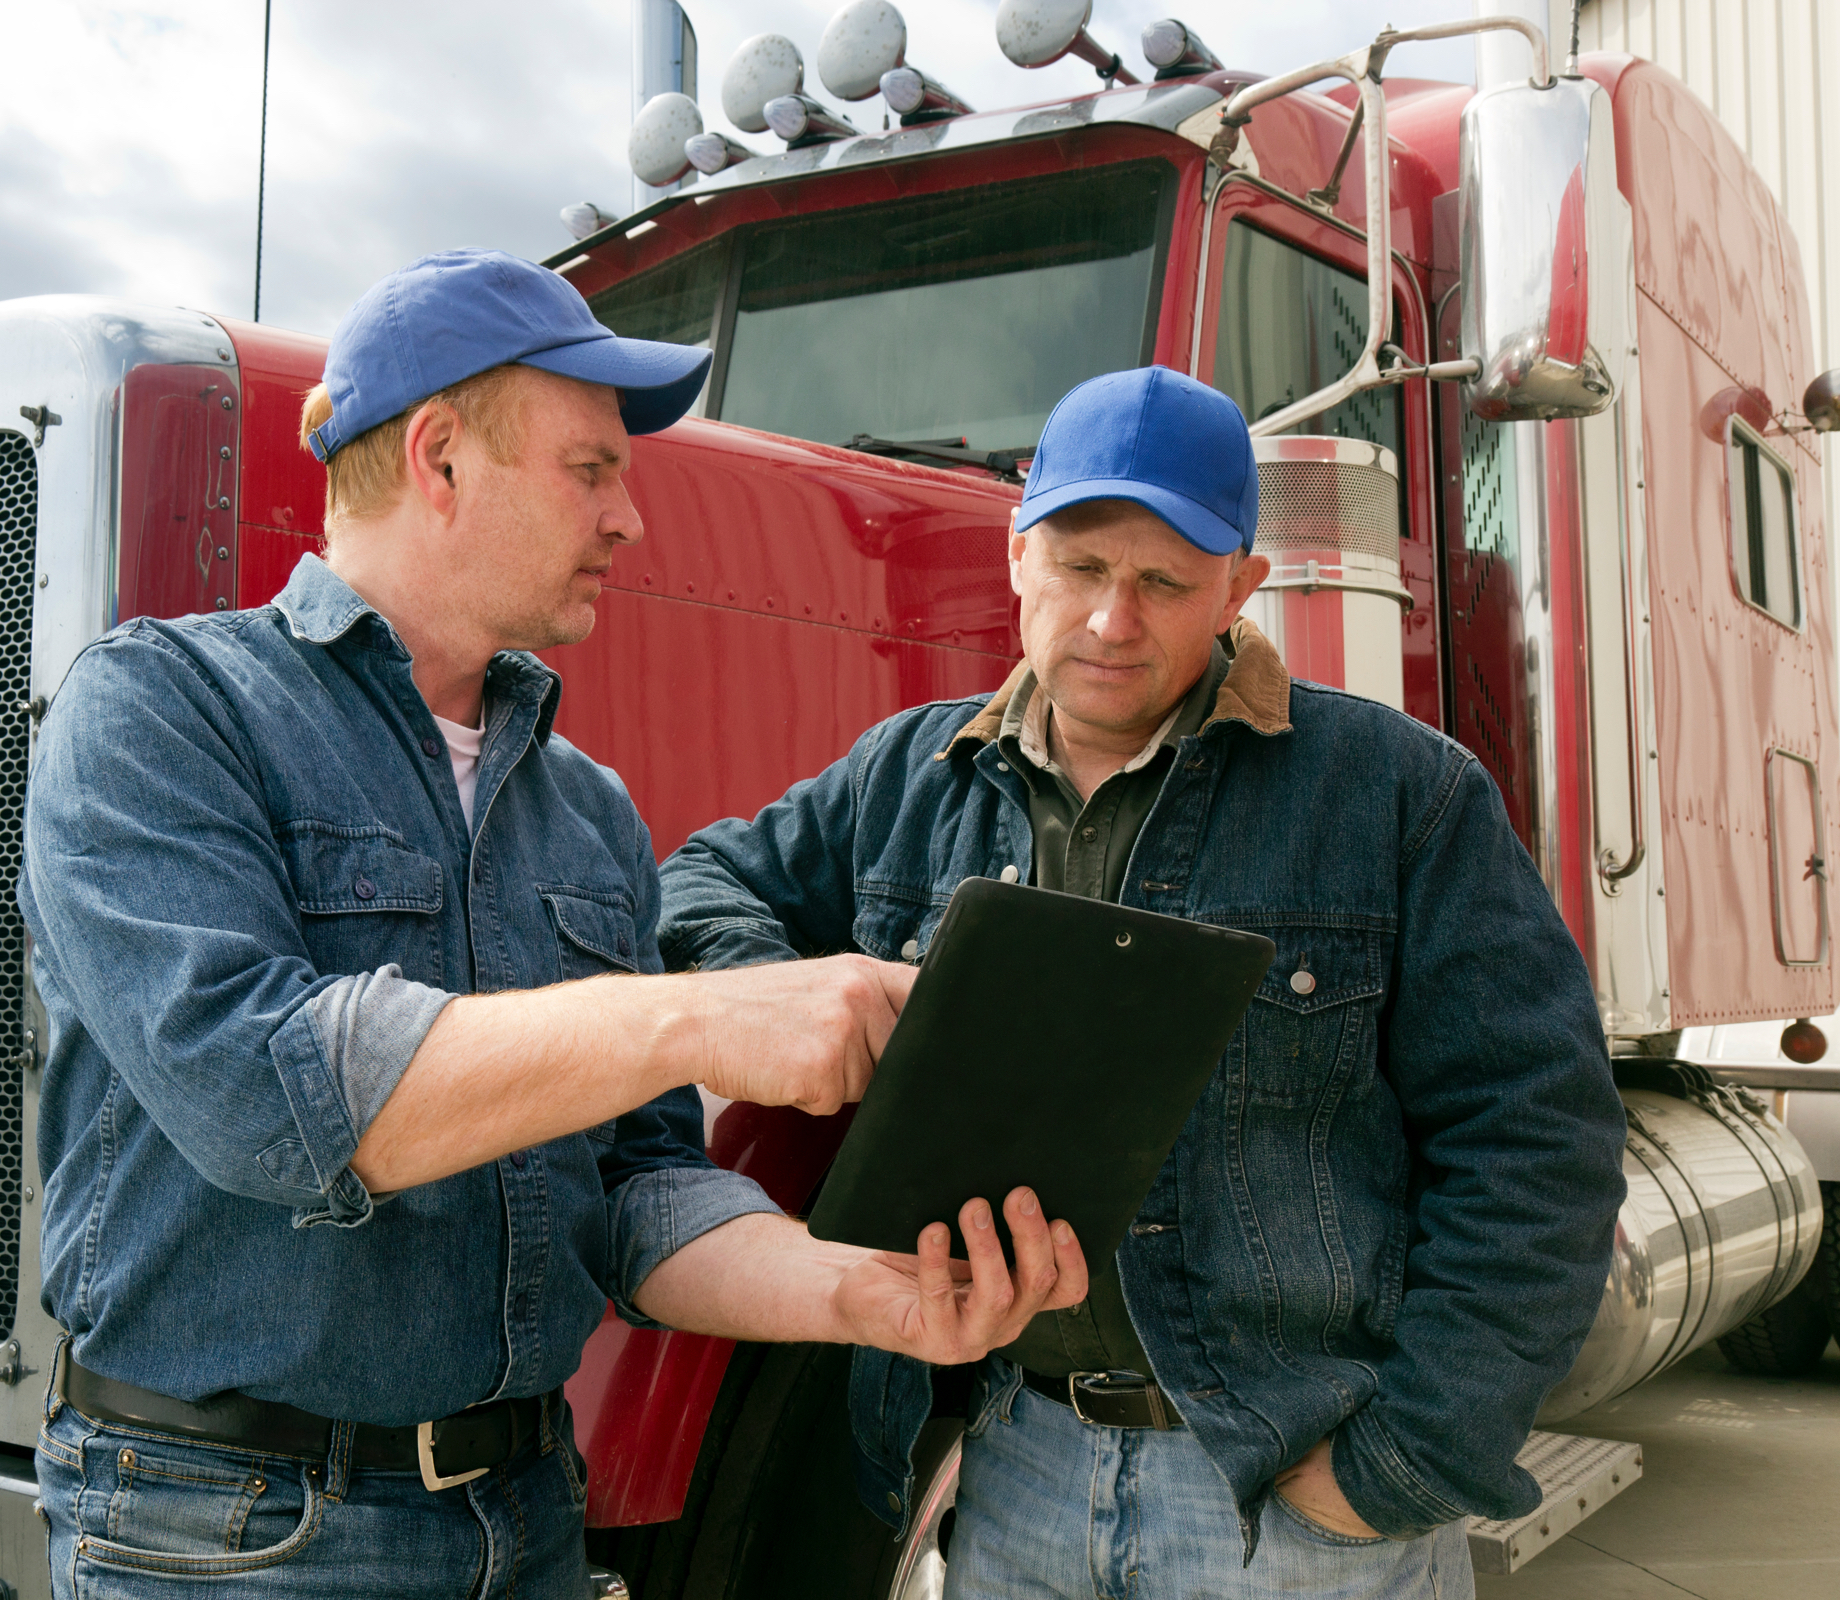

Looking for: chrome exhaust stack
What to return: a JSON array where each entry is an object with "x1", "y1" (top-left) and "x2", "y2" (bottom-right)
[{"x1": 1241, "y1": 438, "x2": 1412, "y2": 713}]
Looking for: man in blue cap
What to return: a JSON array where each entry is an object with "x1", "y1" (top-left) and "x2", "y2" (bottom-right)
[
  {"x1": 660, "y1": 366, "x2": 1625, "y2": 1598},
  {"x1": 20, "y1": 249, "x2": 1086, "y2": 1599}
]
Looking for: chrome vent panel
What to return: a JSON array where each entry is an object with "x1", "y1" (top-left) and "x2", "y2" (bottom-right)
[
  {"x1": 0, "y1": 431, "x2": 35, "y2": 1340},
  {"x1": 1254, "y1": 455, "x2": 1401, "y2": 560},
  {"x1": 1448, "y1": 409, "x2": 1532, "y2": 840}
]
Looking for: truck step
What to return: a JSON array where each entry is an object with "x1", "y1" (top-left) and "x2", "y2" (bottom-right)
[{"x1": 1465, "y1": 1431, "x2": 1644, "y2": 1574}]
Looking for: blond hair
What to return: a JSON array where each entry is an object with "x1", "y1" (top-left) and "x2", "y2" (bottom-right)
[{"x1": 299, "y1": 365, "x2": 530, "y2": 531}]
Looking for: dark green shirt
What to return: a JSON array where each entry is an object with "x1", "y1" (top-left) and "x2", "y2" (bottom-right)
[{"x1": 992, "y1": 642, "x2": 1230, "y2": 1379}]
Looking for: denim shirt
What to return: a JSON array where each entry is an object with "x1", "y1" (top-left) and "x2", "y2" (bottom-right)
[
  {"x1": 19, "y1": 556, "x2": 777, "y2": 1426},
  {"x1": 658, "y1": 620, "x2": 1627, "y2": 1547}
]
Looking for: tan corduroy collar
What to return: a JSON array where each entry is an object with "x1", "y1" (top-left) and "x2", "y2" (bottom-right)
[{"x1": 940, "y1": 616, "x2": 1292, "y2": 760}]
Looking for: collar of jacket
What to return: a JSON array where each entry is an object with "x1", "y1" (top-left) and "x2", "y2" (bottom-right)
[
  {"x1": 272, "y1": 553, "x2": 563, "y2": 745},
  {"x1": 941, "y1": 616, "x2": 1293, "y2": 760}
]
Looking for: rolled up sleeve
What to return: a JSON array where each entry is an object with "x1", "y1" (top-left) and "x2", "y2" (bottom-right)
[
  {"x1": 597, "y1": 881, "x2": 783, "y2": 1323},
  {"x1": 21, "y1": 628, "x2": 455, "y2": 1227},
  {"x1": 593, "y1": 1060, "x2": 782, "y2": 1328},
  {"x1": 606, "y1": 1163, "x2": 782, "y2": 1328},
  {"x1": 266, "y1": 968, "x2": 456, "y2": 1226}
]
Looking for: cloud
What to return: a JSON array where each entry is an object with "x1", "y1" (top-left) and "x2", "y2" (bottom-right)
[{"x1": 1, "y1": 1, "x2": 1478, "y2": 338}]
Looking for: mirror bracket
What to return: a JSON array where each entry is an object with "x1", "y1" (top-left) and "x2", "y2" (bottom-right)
[{"x1": 1222, "y1": 14, "x2": 1553, "y2": 438}]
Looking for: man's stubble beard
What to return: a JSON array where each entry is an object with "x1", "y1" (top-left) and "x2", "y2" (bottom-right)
[
  {"x1": 1039, "y1": 659, "x2": 1172, "y2": 738},
  {"x1": 475, "y1": 579, "x2": 599, "y2": 655}
]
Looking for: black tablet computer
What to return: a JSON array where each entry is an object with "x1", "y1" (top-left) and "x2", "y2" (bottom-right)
[{"x1": 806, "y1": 877, "x2": 1274, "y2": 1267}]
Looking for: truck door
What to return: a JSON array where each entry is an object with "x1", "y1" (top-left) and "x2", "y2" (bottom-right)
[{"x1": 1196, "y1": 189, "x2": 1440, "y2": 728}]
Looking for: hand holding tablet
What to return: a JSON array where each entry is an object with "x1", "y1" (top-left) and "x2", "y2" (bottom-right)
[
  {"x1": 826, "y1": 1186, "x2": 1090, "y2": 1366},
  {"x1": 808, "y1": 878, "x2": 1275, "y2": 1268}
]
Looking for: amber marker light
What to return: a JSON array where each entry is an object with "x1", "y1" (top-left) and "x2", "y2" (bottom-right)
[{"x1": 1780, "y1": 1019, "x2": 1828, "y2": 1064}]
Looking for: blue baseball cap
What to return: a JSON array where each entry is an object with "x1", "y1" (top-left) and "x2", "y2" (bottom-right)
[
  {"x1": 1017, "y1": 366, "x2": 1259, "y2": 555},
  {"x1": 306, "y1": 248, "x2": 713, "y2": 462}
]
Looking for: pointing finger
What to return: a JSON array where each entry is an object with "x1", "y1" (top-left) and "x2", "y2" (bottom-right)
[
  {"x1": 861, "y1": 959, "x2": 911, "y2": 1061},
  {"x1": 879, "y1": 960, "x2": 919, "y2": 1011}
]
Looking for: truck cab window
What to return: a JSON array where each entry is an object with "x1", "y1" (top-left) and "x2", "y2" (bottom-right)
[
  {"x1": 1210, "y1": 221, "x2": 1402, "y2": 462},
  {"x1": 588, "y1": 237, "x2": 728, "y2": 351},
  {"x1": 714, "y1": 161, "x2": 1173, "y2": 454},
  {"x1": 1727, "y1": 419, "x2": 1801, "y2": 629}
]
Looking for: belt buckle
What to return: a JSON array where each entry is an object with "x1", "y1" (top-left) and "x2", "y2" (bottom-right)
[
  {"x1": 1066, "y1": 1371, "x2": 1107, "y2": 1425},
  {"x1": 417, "y1": 1419, "x2": 489, "y2": 1492}
]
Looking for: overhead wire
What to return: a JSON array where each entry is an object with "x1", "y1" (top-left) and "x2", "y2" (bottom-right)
[{"x1": 254, "y1": 0, "x2": 273, "y2": 321}]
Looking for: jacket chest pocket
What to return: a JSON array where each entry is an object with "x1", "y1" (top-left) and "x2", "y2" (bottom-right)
[
  {"x1": 539, "y1": 888, "x2": 639, "y2": 981},
  {"x1": 1240, "y1": 927, "x2": 1385, "y2": 1108},
  {"x1": 280, "y1": 823, "x2": 445, "y2": 984}
]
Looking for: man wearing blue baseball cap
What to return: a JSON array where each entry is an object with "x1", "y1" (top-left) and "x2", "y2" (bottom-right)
[
  {"x1": 19, "y1": 248, "x2": 1087, "y2": 1599},
  {"x1": 660, "y1": 365, "x2": 1623, "y2": 1598}
]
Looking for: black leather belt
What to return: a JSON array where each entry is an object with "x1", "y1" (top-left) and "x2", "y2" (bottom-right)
[
  {"x1": 1022, "y1": 1367, "x2": 1179, "y2": 1430},
  {"x1": 60, "y1": 1356, "x2": 549, "y2": 1492}
]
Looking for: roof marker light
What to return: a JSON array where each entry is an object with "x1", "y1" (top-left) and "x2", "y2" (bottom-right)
[
  {"x1": 880, "y1": 67, "x2": 974, "y2": 123},
  {"x1": 995, "y1": 0, "x2": 1140, "y2": 86},
  {"x1": 817, "y1": 1, "x2": 972, "y2": 126},
  {"x1": 559, "y1": 202, "x2": 616, "y2": 241},
  {"x1": 1141, "y1": 19, "x2": 1223, "y2": 79},
  {"x1": 817, "y1": 0, "x2": 907, "y2": 101},
  {"x1": 721, "y1": 33, "x2": 805, "y2": 134},
  {"x1": 628, "y1": 91, "x2": 704, "y2": 188},
  {"x1": 1782, "y1": 1019, "x2": 1828, "y2": 1064},
  {"x1": 763, "y1": 93, "x2": 857, "y2": 146},
  {"x1": 684, "y1": 131, "x2": 758, "y2": 176}
]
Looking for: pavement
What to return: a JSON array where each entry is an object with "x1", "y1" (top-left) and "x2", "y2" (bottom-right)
[{"x1": 1475, "y1": 1340, "x2": 1840, "y2": 1600}]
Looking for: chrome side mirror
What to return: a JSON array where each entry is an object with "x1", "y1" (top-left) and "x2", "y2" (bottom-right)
[{"x1": 1460, "y1": 74, "x2": 1629, "y2": 420}]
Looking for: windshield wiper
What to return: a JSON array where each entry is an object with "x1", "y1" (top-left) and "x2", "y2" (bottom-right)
[{"x1": 842, "y1": 433, "x2": 1026, "y2": 483}]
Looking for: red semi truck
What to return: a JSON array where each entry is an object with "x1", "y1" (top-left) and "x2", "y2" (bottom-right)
[{"x1": 0, "y1": 8, "x2": 1836, "y2": 1596}]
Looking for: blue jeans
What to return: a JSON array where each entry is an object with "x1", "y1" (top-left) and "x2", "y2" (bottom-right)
[
  {"x1": 944, "y1": 1380, "x2": 1474, "y2": 1600},
  {"x1": 35, "y1": 1391, "x2": 591, "y2": 1598}
]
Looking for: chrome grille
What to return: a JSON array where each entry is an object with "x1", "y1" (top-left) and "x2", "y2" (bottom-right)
[
  {"x1": 0, "y1": 431, "x2": 33, "y2": 1340},
  {"x1": 1254, "y1": 456, "x2": 1401, "y2": 561}
]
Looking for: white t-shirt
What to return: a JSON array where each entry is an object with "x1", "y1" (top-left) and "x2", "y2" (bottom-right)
[{"x1": 434, "y1": 711, "x2": 486, "y2": 832}]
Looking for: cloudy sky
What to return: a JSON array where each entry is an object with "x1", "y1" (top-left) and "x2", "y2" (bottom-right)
[{"x1": 2, "y1": 2, "x2": 1478, "y2": 338}]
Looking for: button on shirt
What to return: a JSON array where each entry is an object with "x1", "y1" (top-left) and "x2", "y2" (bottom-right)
[
  {"x1": 994, "y1": 641, "x2": 1231, "y2": 1380},
  {"x1": 19, "y1": 556, "x2": 779, "y2": 1425}
]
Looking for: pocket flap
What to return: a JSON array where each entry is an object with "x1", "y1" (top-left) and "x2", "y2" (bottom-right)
[
  {"x1": 279, "y1": 823, "x2": 444, "y2": 916},
  {"x1": 540, "y1": 889, "x2": 638, "y2": 970},
  {"x1": 1250, "y1": 925, "x2": 1384, "y2": 1013},
  {"x1": 852, "y1": 882, "x2": 944, "y2": 962}
]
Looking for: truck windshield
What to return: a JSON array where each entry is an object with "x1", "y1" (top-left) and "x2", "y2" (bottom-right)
[{"x1": 590, "y1": 161, "x2": 1174, "y2": 454}]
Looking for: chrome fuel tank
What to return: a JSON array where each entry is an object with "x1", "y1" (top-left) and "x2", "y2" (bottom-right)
[{"x1": 1540, "y1": 1082, "x2": 1823, "y2": 1420}]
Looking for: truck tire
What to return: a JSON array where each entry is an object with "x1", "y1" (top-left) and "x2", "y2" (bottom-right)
[
  {"x1": 588, "y1": 1343, "x2": 963, "y2": 1600},
  {"x1": 1716, "y1": 1274, "x2": 1833, "y2": 1376}
]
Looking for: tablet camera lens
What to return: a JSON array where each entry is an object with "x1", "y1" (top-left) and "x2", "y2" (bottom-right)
[{"x1": 1116, "y1": 931, "x2": 1132, "y2": 948}]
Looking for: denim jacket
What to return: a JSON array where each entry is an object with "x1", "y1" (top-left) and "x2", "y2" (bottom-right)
[
  {"x1": 658, "y1": 621, "x2": 1626, "y2": 1546},
  {"x1": 19, "y1": 556, "x2": 777, "y2": 1425}
]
